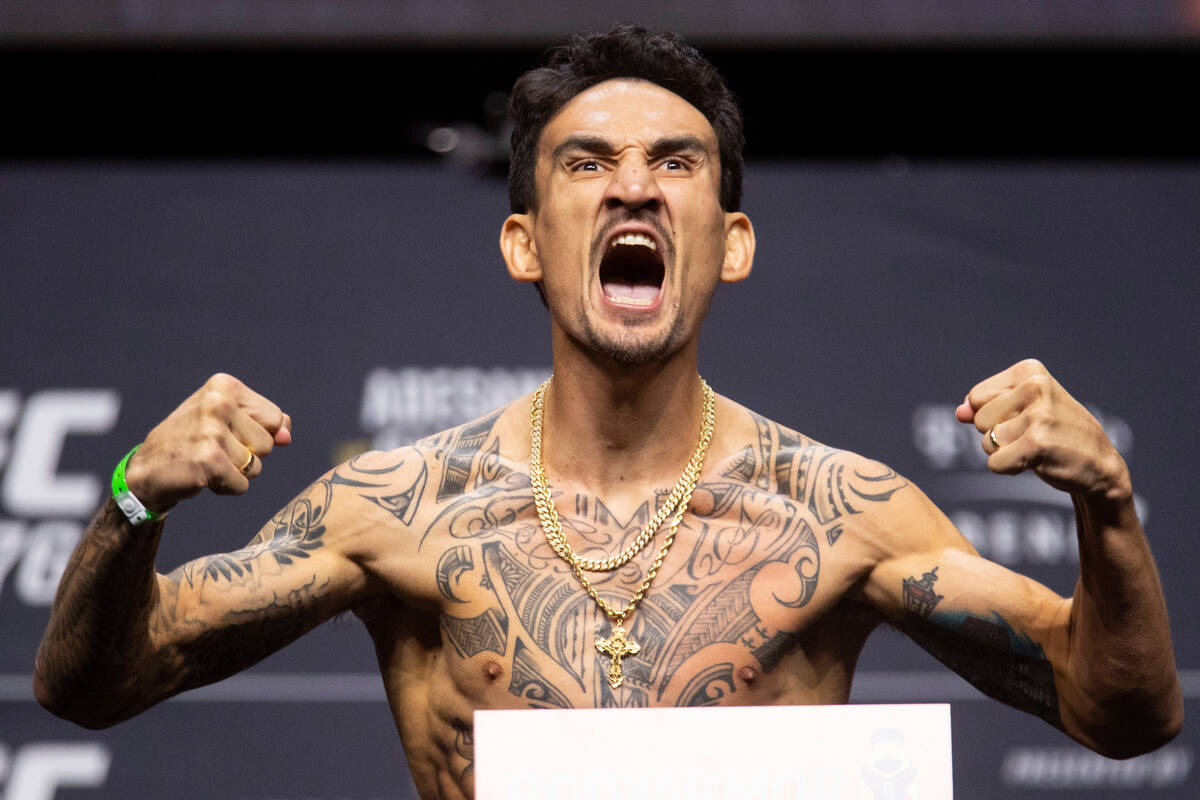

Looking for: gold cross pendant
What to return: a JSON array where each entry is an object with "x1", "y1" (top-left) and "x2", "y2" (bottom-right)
[{"x1": 595, "y1": 621, "x2": 640, "y2": 689}]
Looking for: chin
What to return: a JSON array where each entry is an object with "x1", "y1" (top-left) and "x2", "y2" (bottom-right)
[{"x1": 580, "y1": 316, "x2": 684, "y2": 366}]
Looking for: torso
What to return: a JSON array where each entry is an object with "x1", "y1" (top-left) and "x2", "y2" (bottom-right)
[{"x1": 342, "y1": 396, "x2": 908, "y2": 799}]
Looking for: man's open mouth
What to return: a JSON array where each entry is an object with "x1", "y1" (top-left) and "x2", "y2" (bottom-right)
[{"x1": 599, "y1": 233, "x2": 665, "y2": 307}]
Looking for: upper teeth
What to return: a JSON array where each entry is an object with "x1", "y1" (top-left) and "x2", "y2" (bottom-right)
[{"x1": 613, "y1": 233, "x2": 656, "y2": 250}]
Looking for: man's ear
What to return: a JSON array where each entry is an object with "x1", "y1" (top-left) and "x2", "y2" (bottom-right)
[
  {"x1": 720, "y1": 212, "x2": 755, "y2": 283},
  {"x1": 501, "y1": 213, "x2": 541, "y2": 283}
]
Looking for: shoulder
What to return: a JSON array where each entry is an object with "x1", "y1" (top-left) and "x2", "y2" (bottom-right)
[
  {"x1": 714, "y1": 397, "x2": 940, "y2": 549},
  {"x1": 714, "y1": 396, "x2": 905, "y2": 505},
  {"x1": 263, "y1": 447, "x2": 435, "y2": 557},
  {"x1": 410, "y1": 396, "x2": 531, "y2": 496},
  {"x1": 331, "y1": 398, "x2": 532, "y2": 529},
  {"x1": 410, "y1": 392, "x2": 531, "y2": 462}
]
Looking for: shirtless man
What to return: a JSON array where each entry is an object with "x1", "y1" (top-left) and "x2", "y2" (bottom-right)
[{"x1": 34, "y1": 27, "x2": 1181, "y2": 800}]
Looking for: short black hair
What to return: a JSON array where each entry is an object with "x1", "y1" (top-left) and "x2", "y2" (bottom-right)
[{"x1": 508, "y1": 25, "x2": 745, "y2": 214}]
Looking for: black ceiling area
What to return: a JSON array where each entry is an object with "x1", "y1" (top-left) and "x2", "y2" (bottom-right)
[{"x1": 4, "y1": 43, "x2": 1197, "y2": 160}]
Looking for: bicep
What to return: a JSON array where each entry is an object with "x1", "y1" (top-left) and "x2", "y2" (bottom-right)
[
  {"x1": 856, "y1": 483, "x2": 1072, "y2": 729},
  {"x1": 149, "y1": 472, "x2": 379, "y2": 686}
]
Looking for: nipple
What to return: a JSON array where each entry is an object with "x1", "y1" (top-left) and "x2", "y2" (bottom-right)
[
  {"x1": 484, "y1": 660, "x2": 504, "y2": 681},
  {"x1": 738, "y1": 665, "x2": 757, "y2": 684}
]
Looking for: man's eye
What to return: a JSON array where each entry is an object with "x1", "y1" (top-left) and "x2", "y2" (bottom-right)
[
  {"x1": 661, "y1": 158, "x2": 686, "y2": 171},
  {"x1": 573, "y1": 160, "x2": 601, "y2": 172}
]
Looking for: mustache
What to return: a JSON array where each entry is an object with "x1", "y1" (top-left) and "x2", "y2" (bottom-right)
[{"x1": 589, "y1": 212, "x2": 674, "y2": 267}]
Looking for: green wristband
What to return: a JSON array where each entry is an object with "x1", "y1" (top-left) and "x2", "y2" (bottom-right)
[{"x1": 112, "y1": 444, "x2": 166, "y2": 525}]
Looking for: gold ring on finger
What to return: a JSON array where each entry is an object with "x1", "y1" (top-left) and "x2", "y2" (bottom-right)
[
  {"x1": 239, "y1": 448, "x2": 256, "y2": 474},
  {"x1": 988, "y1": 425, "x2": 1002, "y2": 451}
]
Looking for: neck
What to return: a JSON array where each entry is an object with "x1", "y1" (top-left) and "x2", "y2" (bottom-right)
[{"x1": 541, "y1": 338, "x2": 706, "y2": 496}]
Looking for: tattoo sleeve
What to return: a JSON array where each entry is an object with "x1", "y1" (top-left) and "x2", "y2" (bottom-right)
[
  {"x1": 36, "y1": 478, "x2": 347, "y2": 727},
  {"x1": 151, "y1": 478, "x2": 343, "y2": 692},
  {"x1": 34, "y1": 499, "x2": 169, "y2": 726}
]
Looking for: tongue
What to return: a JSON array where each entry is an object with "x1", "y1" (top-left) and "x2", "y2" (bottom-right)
[{"x1": 603, "y1": 281, "x2": 660, "y2": 305}]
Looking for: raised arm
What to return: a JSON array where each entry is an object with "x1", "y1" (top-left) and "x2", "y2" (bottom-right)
[
  {"x1": 32, "y1": 374, "x2": 378, "y2": 728},
  {"x1": 858, "y1": 360, "x2": 1182, "y2": 758}
]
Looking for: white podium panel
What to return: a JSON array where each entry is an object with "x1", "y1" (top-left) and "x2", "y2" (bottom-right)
[{"x1": 475, "y1": 703, "x2": 952, "y2": 799}]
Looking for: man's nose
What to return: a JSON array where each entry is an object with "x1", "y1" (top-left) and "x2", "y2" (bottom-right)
[{"x1": 603, "y1": 157, "x2": 663, "y2": 212}]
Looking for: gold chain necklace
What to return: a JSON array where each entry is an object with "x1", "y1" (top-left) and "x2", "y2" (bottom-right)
[
  {"x1": 532, "y1": 380, "x2": 716, "y2": 572},
  {"x1": 528, "y1": 376, "x2": 715, "y2": 689}
]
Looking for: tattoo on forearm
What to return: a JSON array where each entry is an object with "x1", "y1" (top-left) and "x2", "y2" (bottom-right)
[{"x1": 35, "y1": 500, "x2": 163, "y2": 706}]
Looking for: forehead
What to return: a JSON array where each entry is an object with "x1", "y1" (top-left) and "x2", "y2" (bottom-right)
[{"x1": 538, "y1": 78, "x2": 717, "y2": 157}]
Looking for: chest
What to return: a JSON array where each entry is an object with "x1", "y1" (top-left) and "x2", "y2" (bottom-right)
[{"x1": 420, "y1": 477, "x2": 864, "y2": 709}]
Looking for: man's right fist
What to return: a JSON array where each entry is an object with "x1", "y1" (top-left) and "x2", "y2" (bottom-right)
[{"x1": 123, "y1": 373, "x2": 291, "y2": 513}]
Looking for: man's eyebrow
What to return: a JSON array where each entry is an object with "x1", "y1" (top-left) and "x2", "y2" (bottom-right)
[
  {"x1": 647, "y1": 135, "x2": 709, "y2": 157},
  {"x1": 552, "y1": 135, "x2": 617, "y2": 161},
  {"x1": 551, "y1": 134, "x2": 711, "y2": 161}
]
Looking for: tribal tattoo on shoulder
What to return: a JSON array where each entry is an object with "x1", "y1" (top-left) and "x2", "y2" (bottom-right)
[
  {"x1": 900, "y1": 565, "x2": 1063, "y2": 729},
  {"x1": 347, "y1": 411, "x2": 533, "y2": 548},
  {"x1": 726, "y1": 413, "x2": 909, "y2": 547},
  {"x1": 162, "y1": 444, "x2": 435, "y2": 602}
]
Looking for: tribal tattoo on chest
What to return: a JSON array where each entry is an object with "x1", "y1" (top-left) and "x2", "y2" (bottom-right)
[{"x1": 352, "y1": 410, "x2": 908, "y2": 710}]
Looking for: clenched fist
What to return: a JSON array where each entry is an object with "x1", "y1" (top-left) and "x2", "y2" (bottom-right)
[
  {"x1": 123, "y1": 373, "x2": 292, "y2": 513},
  {"x1": 956, "y1": 359, "x2": 1131, "y2": 502}
]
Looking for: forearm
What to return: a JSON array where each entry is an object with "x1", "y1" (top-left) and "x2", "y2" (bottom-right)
[
  {"x1": 33, "y1": 498, "x2": 173, "y2": 728},
  {"x1": 1064, "y1": 489, "x2": 1183, "y2": 757},
  {"x1": 951, "y1": 361, "x2": 1182, "y2": 755}
]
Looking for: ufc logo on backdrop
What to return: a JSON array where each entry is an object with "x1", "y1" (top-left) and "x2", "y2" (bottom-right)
[
  {"x1": 0, "y1": 389, "x2": 119, "y2": 605},
  {"x1": 0, "y1": 389, "x2": 120, "y2": 517},
  {"x1": 0, "y1": 742, "x2": 111, "y2": 800}
]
